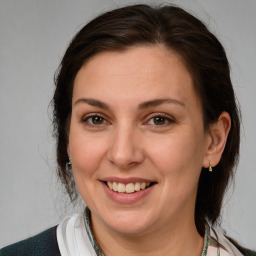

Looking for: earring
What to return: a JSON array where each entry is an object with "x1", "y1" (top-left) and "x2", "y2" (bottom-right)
[
  {"x1": 66, "y1": 158, "x2": 74, "y2": 185},
  {"x1": 66, "y1": 157, "x2": 72, "y2": 170},
  {"x1": 209, "y1": 163, "x2": 213, "y2": 172}
]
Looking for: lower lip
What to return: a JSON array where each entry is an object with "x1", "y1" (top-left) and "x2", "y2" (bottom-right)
[{"x1": 102, "y1": 182, "x2": 155, "y2": 204}]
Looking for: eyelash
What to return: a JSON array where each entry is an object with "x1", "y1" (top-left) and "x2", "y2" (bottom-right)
[
  {"x1": 145, "y1": 113, "x2": 175, "y2": 127},
  {"x1": 81, "y1": 113, "x2": 175, "y2": 128},
  {"x1": 81, "y1": 113, "x2": 109, "y2": 127}
]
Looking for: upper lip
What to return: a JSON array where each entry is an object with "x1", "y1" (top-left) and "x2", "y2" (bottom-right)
[{"x1": 101, "y1": 176, "x2": 156, "y2": 184}]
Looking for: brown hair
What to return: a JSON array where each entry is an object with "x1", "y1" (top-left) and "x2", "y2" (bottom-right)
[{"x1": 52, "y1": 4, "x2": 240, "y2": 236}]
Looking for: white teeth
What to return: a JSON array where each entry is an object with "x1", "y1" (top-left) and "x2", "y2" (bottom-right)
[
  {"x1": 134, "y1": 182, "x2": 141, "y2": 191},
  {"x1": 107, "y1": 181, "x2": 113, "y2": 189},
  {"x1": 113, "y1": 182, "x2": 118, "y2": 192},
  {"x1": 140, "y1": 182, "x2": 146, "y2": 189},
  {"x1": 126, "y1": 183, "x2": 135, "y2": 193},
  {"x1": 117, "y1": 183, "x2": 126, "y2": 193},
  {"x1": 106, "y1": 181, "x2": 152, "y2": 193}
]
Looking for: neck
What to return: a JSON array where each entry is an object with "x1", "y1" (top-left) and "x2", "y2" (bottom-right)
[{"x1": 91, "y1": 212, "x2": 204, "y2": 256}]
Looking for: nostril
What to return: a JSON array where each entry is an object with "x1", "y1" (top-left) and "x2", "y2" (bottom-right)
[
  {"x1": 107, "y1": 132, "x2": 145, "y2": 168},
  {"x1": 107, "y1": 149, "x2": 145, "y2": 169}
]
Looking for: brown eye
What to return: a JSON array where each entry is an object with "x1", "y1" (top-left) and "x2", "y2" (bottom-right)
[
  {"x1": 153, "y1": 116, "x2": 166, "y2": 125},
  {"x1": 85, "y1": 115, "x2": 106, "y2": 125},
  {"x1": 91, "y1": 116, "x2": 104, "y2": 124},
  {"x1": 147, "y1": 115, "x2": 174, "y2": 126}
]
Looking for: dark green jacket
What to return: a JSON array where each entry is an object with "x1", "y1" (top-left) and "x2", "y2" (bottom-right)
[
  {"x1": 1, "y1": 226, "x2": 255, "y2": 256},
  {"x1": 0, "y1": 226, "x2": 60, "y2": 256}
]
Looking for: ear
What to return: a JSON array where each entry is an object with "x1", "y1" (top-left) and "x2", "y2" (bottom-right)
[{"x1": 202, "y1": 111, "x2": 231, "y2": 168}]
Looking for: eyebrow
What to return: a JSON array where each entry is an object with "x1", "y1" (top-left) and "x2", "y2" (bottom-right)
[
  {"x1": 74, "y1": 98, "x2": 185, "y2": 110},
  {"x1": 138, "y1": 98, "x2": 185, "y2": 109},
  {"x1": 74, "y1": 98, "x2": 110, "y2": 110}
]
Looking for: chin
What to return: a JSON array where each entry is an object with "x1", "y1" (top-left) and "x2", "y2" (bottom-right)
[
  {"x1": 108, "y1": 220, "x2": 153, "y2": 235},
  {"x1": 99, "y1": 209, "x2": 156, "y2": 236}
]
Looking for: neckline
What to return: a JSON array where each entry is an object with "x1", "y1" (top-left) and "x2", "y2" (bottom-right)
[{"x1": 83, "y1": 207, "x2": 211, "y2": 256}]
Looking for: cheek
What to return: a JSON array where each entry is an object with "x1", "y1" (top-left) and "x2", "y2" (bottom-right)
[
  {"x1": 147, "y1": 130, "x2": 205, "y2": 182},
  {"x1": 148, "y1": 134, "x2": 204, "y2": 211},
  {"x1": 69, "y1": 133, "x2": 108, "y2": 205},
  {"x1": 69, "y1": 130, "x2": 107, "y2": 178}
]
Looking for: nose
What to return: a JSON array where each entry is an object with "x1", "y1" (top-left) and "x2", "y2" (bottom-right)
[{"x1": 107, "y1": 124, "x2": 145, "y2": 169}]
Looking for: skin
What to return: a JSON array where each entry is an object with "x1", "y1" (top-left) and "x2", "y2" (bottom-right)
[{"x1": 68, "y1": 45, "x2": 231, "y2": 256}]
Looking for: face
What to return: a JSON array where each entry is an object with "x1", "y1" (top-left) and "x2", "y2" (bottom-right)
[{"x1": 68, "y1": 45, "x2": 211, "y2": 236}]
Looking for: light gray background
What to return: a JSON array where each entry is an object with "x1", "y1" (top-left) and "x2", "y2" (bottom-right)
[{"x1": 0, "y1": 0, "x2": 255, "y2": 249}]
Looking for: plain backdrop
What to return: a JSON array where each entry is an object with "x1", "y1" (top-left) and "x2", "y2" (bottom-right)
[{"x1": 0, "y1": 0, "x2": 255, "y2": 249}]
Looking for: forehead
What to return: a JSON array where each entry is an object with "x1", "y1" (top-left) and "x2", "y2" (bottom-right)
[{"x1": 73, "y1": 45, "x2": 198, "y2": 108}]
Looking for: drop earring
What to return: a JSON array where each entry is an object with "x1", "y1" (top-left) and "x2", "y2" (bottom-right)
[
  {"x1": 66, "y1": 157, "x2": 75, "y2": 187},
  {"x1": 66, "y1": 157, "x2": 72, "y2": 170},
  {"x1": 209, "y1": 163, "x2": 212, "y2": 172}
]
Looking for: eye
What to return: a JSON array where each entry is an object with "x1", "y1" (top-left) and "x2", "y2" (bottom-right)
[
  {"x1": 82, "y1": 115, "x2": 108, "y2": 126},
  {"x1": 147, "y1": 114, "x2": 174, "y2": 126}
]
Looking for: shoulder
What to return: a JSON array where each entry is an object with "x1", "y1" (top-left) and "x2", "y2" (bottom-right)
[
  {"x1": 208, "y1": 225, "x2": 256, "y2": 256},
  {"x1": 0, "y1": 226, "x2": 60, "y2": 256},
  {"x1": 225, "y1": 236, "x2": 256, "y2": 256}
]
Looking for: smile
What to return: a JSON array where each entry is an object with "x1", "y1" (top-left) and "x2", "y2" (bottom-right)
[
  {"x1": 101, "y1": 178, "x2": 156, "y2": 203},
  {"x1": 106, "y1": 181, "x2": 151, "y2": 193}
]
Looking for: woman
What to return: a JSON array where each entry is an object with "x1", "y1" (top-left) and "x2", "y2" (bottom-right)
[{"x1": 1, "y1": 4, "x2": 255, "y2": 256}]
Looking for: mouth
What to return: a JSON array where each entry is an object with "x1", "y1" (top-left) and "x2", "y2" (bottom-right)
[
  {"x1": 103, "y1": 181, "x2": 156, "y2": 194},
  {"x1": 101, "y1": 178, "x2": 157, "y2": 203}
]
